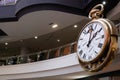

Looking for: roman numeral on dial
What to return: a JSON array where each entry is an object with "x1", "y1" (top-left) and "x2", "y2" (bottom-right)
[
  {"x1": 102, "y1": 35, "x2": 104, "y2": 38},
  {"x1": 83, "y1": 54, "x2": 86, "y2": 59},
  {"x1": 95, "y1": 51, "x2": 98, "y2": 54},
  {"x1": 88, "y1": 56, "x2": 92, "y2": 60},
  {"x1": 79, "y1": 50, "x2": 83, "y2": 56},
  {"x1": 78, "y1": 45, "x2": 80, "y2": 49},
  {"x1": 98, "y1": 43, "x2": 103, "y2": 48}
]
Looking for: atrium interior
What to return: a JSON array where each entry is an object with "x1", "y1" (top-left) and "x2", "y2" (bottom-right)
[{"x1": 0, "y1": 0, "x2": 120, "y2": 80}]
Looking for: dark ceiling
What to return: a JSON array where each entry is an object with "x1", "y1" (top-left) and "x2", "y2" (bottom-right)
[
  {"x1": 84, "y1": 0, "x2": 120, "y2": 17},
  {"x1": 0, "y1": 0, "x2": 120, "y2": 57}
]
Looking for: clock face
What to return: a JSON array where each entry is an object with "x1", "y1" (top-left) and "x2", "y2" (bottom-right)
[{"x1": 77, "y1": 21, "x2": 107, "y2": 62}]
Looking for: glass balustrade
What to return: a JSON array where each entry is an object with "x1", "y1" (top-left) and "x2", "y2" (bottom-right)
[{"x1": 0, "y1": 42, "x2": 77, "y2": 66}]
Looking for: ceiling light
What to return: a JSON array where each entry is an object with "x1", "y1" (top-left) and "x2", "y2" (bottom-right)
[
  {"x1": 49, "y1": 23, "x2": 58, "y2": 28},
  {"x1": 52, "y1": 24, "x2": 58, "y2": 28},
  {"x1": 34, "y1": 36, "x2": 38, "y2": 39},
  {"x1": 102, "y1": 1, "x2": 106, "y2": 5},
  {"x1": 57, "y1": 39, "x2": 60, "y2": 42},
  {"x1": 74, "y1": 25, "x2": 78, "y2": 28},
  {"x1": 5, "y1": 42, "x2": 8, "y2": 45}
]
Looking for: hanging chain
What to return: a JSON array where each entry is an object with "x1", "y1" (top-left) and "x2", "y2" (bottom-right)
[{"x1": 89, "y1": 4, "x2": 104, "y2": 19}]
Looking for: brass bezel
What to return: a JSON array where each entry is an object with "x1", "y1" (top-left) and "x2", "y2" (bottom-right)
[
  {"x1": 77, "y1": 18, "x2": 111, "y2": 63},
  {"x1": 77, "y1": 18, "x2": 118, "y2": 72}
]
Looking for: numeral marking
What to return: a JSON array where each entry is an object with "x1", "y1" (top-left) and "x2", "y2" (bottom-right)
[
  {"x1": 95, "y1": 51, "x2": 98, "y2": 54},
  {"x1": 79, "y1": 50, "x2": 83, "y2": 56},
  {"x1": 88, "y1": 56, "x2": 92, "y2": 60},
  {"x1": 79, "y1": 38, "x2": 83, "y2": 40},
  {"x1": 94, "y1": 24, "x2": 97, "y2": 30},
  {"x1": 102, "y1": 35, "x2": 104, "y2": 38},
  {"x1": 83, "y1": 30, "x2": 87, "y2": 34},
  {"x1": 89, "y1": 24, "x2": 93, "y2": 29},
  {"x1": 95, "y1": 35, "x2": 104, "y2": 40},
  {"x1": 89, "y1": 47, "x2": 93, "y2": 52},
  {"x1": 83, "y1": 42, "x2": 87, "y2": 46},
  {"x1": 83, "y1": 54, "x2": 86, "y2": 59},
  {"x1": 78, "y1": 45, "x2": 80, "y2": 49},
  {"x1": 98, "y1": 43, "x2": 103, "y2": 48}
]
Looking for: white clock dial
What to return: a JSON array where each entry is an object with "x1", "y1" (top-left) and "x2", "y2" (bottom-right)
[{"x1": 77, "y1": 22, "x2": 106, "y2": 62}]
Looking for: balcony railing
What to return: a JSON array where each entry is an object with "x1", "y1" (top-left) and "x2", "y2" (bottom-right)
[{"x1": 0, "y1": 42, "x2": 77, "y2": 66}]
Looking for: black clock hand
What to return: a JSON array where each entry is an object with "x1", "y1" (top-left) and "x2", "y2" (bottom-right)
[
  {"x1": 92, "y1": 28, "x2": 102, "y2": 39},
  {"x1": 87, "y1": 26, "x2": 93, "y2": 47},
  {"x1": 87, "y1": 28, "x2": 102, "y2": 47},
  {"x1": 87, "y1": 32, "x2": 92, "y2": 47},
  {"x1": 96, "y1": 35, "x2": 104, "y2": 40}
]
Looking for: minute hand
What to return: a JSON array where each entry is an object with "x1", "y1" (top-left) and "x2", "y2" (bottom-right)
[{"x1": 88, "y1": 28, "x2": 102, "y2": 45}]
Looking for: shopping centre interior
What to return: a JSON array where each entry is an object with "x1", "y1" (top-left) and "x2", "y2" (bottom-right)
[{"x1": 0, "y1": 0, "x2": 120, "y2": 80}]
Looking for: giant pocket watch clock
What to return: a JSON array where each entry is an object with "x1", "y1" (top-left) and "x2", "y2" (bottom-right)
[{"x1": 77, "y1": 4, "x2": 118, "y2": 72}]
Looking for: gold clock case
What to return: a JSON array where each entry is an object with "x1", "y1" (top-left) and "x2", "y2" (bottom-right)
[{"x1": 77, "y1": 18, "x2": 118, "y2": 72}]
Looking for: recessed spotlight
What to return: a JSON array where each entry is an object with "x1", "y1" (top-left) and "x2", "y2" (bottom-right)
[
  {"x1": 49, "y1": 23, "x2": 58, "y2": 29},
  {"x1": 52, "y1": 24, "x2": 58, "y2": 28},
  {"x1": 34, "y1": 36, "x2": 38, "y2": 39},
  {"x1": 74, "y1": 25, "x2": 78, "y2": 28},
  {"x1": 102, "y1": 1, "x2": 106, "y2": 5},
  {"x1": 5, "y1": 42, "x2": 8, "y2": 45},
  {"x1": 57, "y1": 39, "x2": 60, "y2": 42}
]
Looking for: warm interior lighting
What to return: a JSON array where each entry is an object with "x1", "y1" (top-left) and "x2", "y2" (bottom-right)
[
  {"x1": 5, "y1": 42, "x2": 8, "y2": 45},
  {"x1": 34, "y1": 36, "x2": 38, "y2": 39},
  {"x1": 74, "y1": 25, "x2": 78, "y2": 28},
  {"x1": 57, "y1": 39, "x2": 60, "y2": 42},
  {"x1": 52, "y1": 24, "x2": 58, "y2": 28},
  {"x1": 102, "y1": 1, "x2": 106, "y2": 5}
]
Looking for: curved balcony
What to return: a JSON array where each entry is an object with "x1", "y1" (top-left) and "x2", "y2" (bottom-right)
[
  {"x1": 0, "y1": 1, "x2": 120, "y2": 80},
  {"x1": 0, "y1": 38, "x2": 120, "y2": 80},
  {"x1": 0, "y1": 42, "x2": 81, "y2": 80},
  {"x1": 0, "y1": 42, "x2": 77, "y2": 66}
]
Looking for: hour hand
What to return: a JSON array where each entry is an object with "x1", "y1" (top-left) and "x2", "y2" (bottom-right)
[
  {"x1": 87, "y1": 27, "x2": 101, "y2": 47},
  {"x1": 87, "y1": 40, "x2": 91, "y2": 47},
  {"x1": 87, "y1": 28, "x2": 93, "y2": 47}
]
